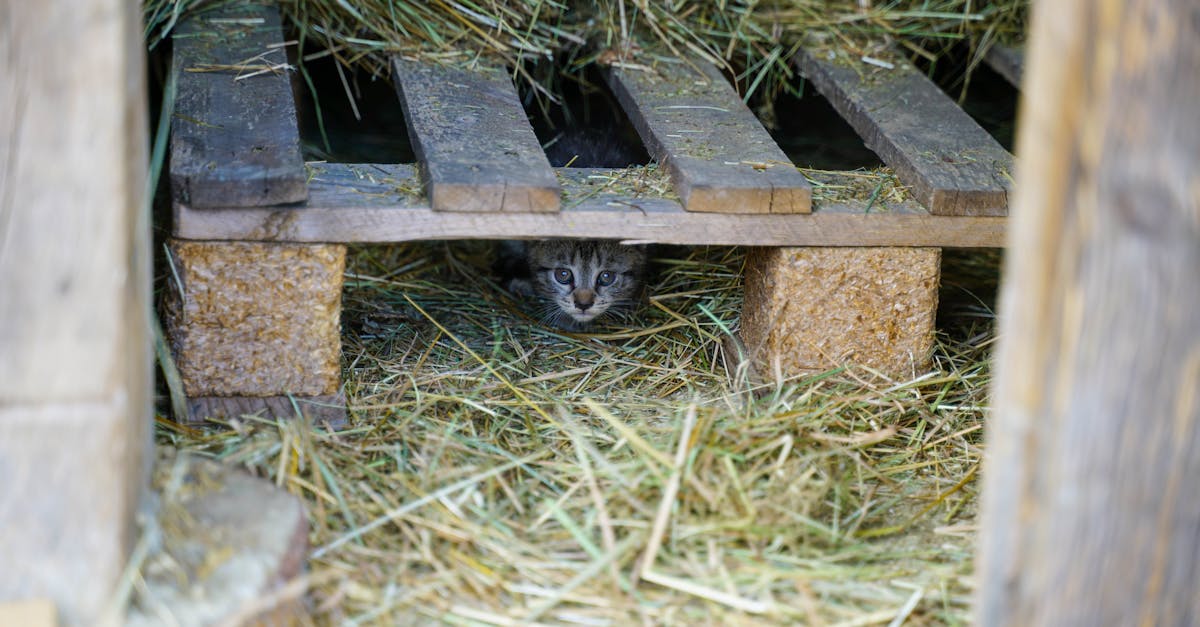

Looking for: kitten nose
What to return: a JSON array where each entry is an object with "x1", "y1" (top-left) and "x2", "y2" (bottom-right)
[{"x1": 574, "y1": 288, "x2": 595, "y2": 311}]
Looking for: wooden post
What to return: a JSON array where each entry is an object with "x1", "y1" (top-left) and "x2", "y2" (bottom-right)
[
  {"x1": 978, "y1": 0, "x2": 1200, "y2": 624},
  {"x1": 0, "y1": 0, "x2": 151, "y2": 624}
]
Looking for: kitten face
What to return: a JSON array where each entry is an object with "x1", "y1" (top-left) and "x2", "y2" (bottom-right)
[{"x1": 523, "y1": 240, "x2": 646, "y2": 329}]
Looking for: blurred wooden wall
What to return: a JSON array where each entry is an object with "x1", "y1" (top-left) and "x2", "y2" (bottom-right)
[
  {"x1": 0, "y1": 0, "x2": 152, "y2": 624},
  {"x1": 979, "y1": 0, "x2": 1199, "y2": 624}
]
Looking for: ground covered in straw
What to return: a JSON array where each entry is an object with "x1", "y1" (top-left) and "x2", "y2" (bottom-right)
[{"x1": 157, "y1": 237, "x2": 999, "y2": 625}]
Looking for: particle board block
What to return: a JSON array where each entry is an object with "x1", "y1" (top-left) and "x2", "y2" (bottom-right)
[
  {"x1": 170, "y1": 2, "x2": 307, "y2": 207},
  {"x1": 605, "y1": 60, "x2": 812, "y2": 214},
  {"x1": 163, "y1": 240, "x2": 345, "y2": 398},
  {"x1": 393, "y1": 58, "x2": 560, "y2": 213},
  {"x1": 794, "y1": 47, "x2": 1013, "y2": 216},
  {"x1": 741, "y1": 246, "x2": 941, "y2": 379},
  {"x1": 173, "y1": 164, "x2": 1006, "y2": 247}
]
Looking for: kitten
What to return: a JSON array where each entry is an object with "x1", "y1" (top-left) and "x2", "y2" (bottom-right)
[{"x1": 497, "y1": 239, "x2": 647, "y2": 330}]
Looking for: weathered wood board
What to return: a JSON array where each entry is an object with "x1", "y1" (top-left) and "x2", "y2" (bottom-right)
[
  {"x1": 170, "y1": 2, "x2": 307, "y2": 207},
  {"x1": 605, "y1": 60, "x2": 812, "y2": 214},
  {"x1": 393, "y1": 58, "x2": 560, "y2": 213},
  {"x1": 984, "y1": 44, "x2": 1024, "y2": 88},
  {"x1": 1, "y1": 0, "x2": 152, "y2": 623},
  {"x1": 794, "y1": 47, "x2": 1013, "y2": 216},
  {"x1": 173, "y1": 164, "x2": 1004, "y2": 246},
  {"x1": 978, "y1": 0, "x2": 1200, "y2": 624},
  {"x1": 126, "y1": 455, "x2": 309, "y2": 626}
]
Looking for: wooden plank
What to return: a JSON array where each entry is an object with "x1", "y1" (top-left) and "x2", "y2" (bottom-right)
[
  {"x1": 0, "y1": 0, "x2": 150, "y2": 622},
  {"x1": 173, "y1": 163, "x2": 1004, "y2": 247},
  {"x1": 170, "y1": 2, "x2": 307, "y2": 207},
  {"x1": 126, "y1": 455, "x2": 310, "y2": 627},
  {"x1": 794, "y1": 47, "x2": 1013, "y2": 216},
  {"x1": 984, "y1": 43, "x2": 1024, "y2": 88},
  {"x1": 185, "y1": 394, "x2": 347, "y2": 428},
  {"x1": 605, "y1": 60, "x2": 812, "y2": 214},
  {"x1": 0, "y1": 400, "x2": 144, "y2": 626},
  {"x1": 392, "y1": 58, "x2": 560, "y2": 213},
  {"x1": 978, "y1": 0, "x2": 1200, "y2": 624}
]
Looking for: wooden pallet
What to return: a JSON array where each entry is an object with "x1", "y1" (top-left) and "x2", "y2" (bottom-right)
[
  {"x1": 984, "y1": 43, "x2": 1024, "y2": 88},
  {"x1": 165, "y1": 3, "x2": 1015, "y2": 422}
]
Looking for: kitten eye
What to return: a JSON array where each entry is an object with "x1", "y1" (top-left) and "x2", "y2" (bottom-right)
[
  {"x1": 596, "y1": 271, "x2": 616, "y2": 287},
  {"x1": 553, "y1": 268, "x2": 573, "y2": 285}
]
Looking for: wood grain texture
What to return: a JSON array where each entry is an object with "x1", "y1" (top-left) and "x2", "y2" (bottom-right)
[
  {"x1": 185, "y1": 394, "x2": 346, "y2": 428},
  {"x1": 0, "y1": 0, "x2": 151, "y2": 623},
  {"x1": 984, "y1": 44, "x2": 1024, "y2": 88},
  {"x1": 393, "y1": 58, "x2": 560, "y2": 213},
  {"x1": 170, "y1": 2, "x2": 307, "y2": 207},
  {"x1": 605, "y1": 60, "x2": 812, "y2": 214},
  {"x1": 794, "y1": 47, "x2": 1013, "y2": 216},
  {"x1": 173, "y1": 164, "x2": 1005, "y2": 246},
  {"x1": 978, "y1": 0, "x2": 1200, "y2": 624}
]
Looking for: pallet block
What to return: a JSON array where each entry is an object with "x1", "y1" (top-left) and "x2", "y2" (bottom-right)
[
  {"x1": 163, "y1": 239, "x2": 346, "y2": 424},
  {"x1": 741, "y1": 247, "x2": 941, "y2": 379}
]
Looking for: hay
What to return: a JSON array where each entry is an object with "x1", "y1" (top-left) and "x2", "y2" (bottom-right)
[
  {"x1": 144, "y1": 0, "x2": 1028, "y2": 100},
  {"x1": 157, "y1": 242, "x2": 996, "y2": 624}
]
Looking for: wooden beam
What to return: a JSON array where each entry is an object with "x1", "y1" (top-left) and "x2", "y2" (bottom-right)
[
  {"x1": 794, "y1": 47, "x2": 1013, "y2": 216},
  {"x1": 173, "y1": 164, "x2": 1005, "y2": 247},
  {"x1": 978, "y1": 0, "x2": 1200, "y2": 624},
  {"x1": 170, "y1": 2, "x2": 307, "y2": 207},
  {"x1": 392, "y1": 58, "x2": 560, "y2": 213},
  {"x1": 0, "y1": 0, "x2": 151, "y2": 622},
  {"x1": 605, "y1": 60, "x2": 812, "y2": 214}
]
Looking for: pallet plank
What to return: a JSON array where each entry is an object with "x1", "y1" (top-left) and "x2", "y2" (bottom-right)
[
  {"x1": 393, "y1": 58, "x2": 560, "y2": 213},
  {"x1": 185, "y1": 394, "x2": 347, "y2": 427},
  {"x1": 170, "y1": 2, "x2": 307, "y2": 207},
  {"x1": 173, "y1": 164, "x2": 1004, "y2": 246},
  {"x1": 984, "y1": 43, "x2": 1024, "y2": 88},
  {"x1": 794, "y1": 47, "x2": 1013, "y2": 216},
  {"x1": 605, "y1": 60, "x2": 812, "y2": 214}
]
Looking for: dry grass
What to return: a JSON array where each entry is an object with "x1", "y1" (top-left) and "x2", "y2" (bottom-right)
[
  {"x1": 157, "y1": 242, "x2": 997, "y2": 625},
  {"x1": 145, "y1": 0, "x2": 1028, "y2": 101}
]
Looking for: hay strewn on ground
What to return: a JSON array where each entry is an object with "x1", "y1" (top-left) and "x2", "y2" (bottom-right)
[{"x1": 157, "y1": 241, "x2": 997, "y2": 625}]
